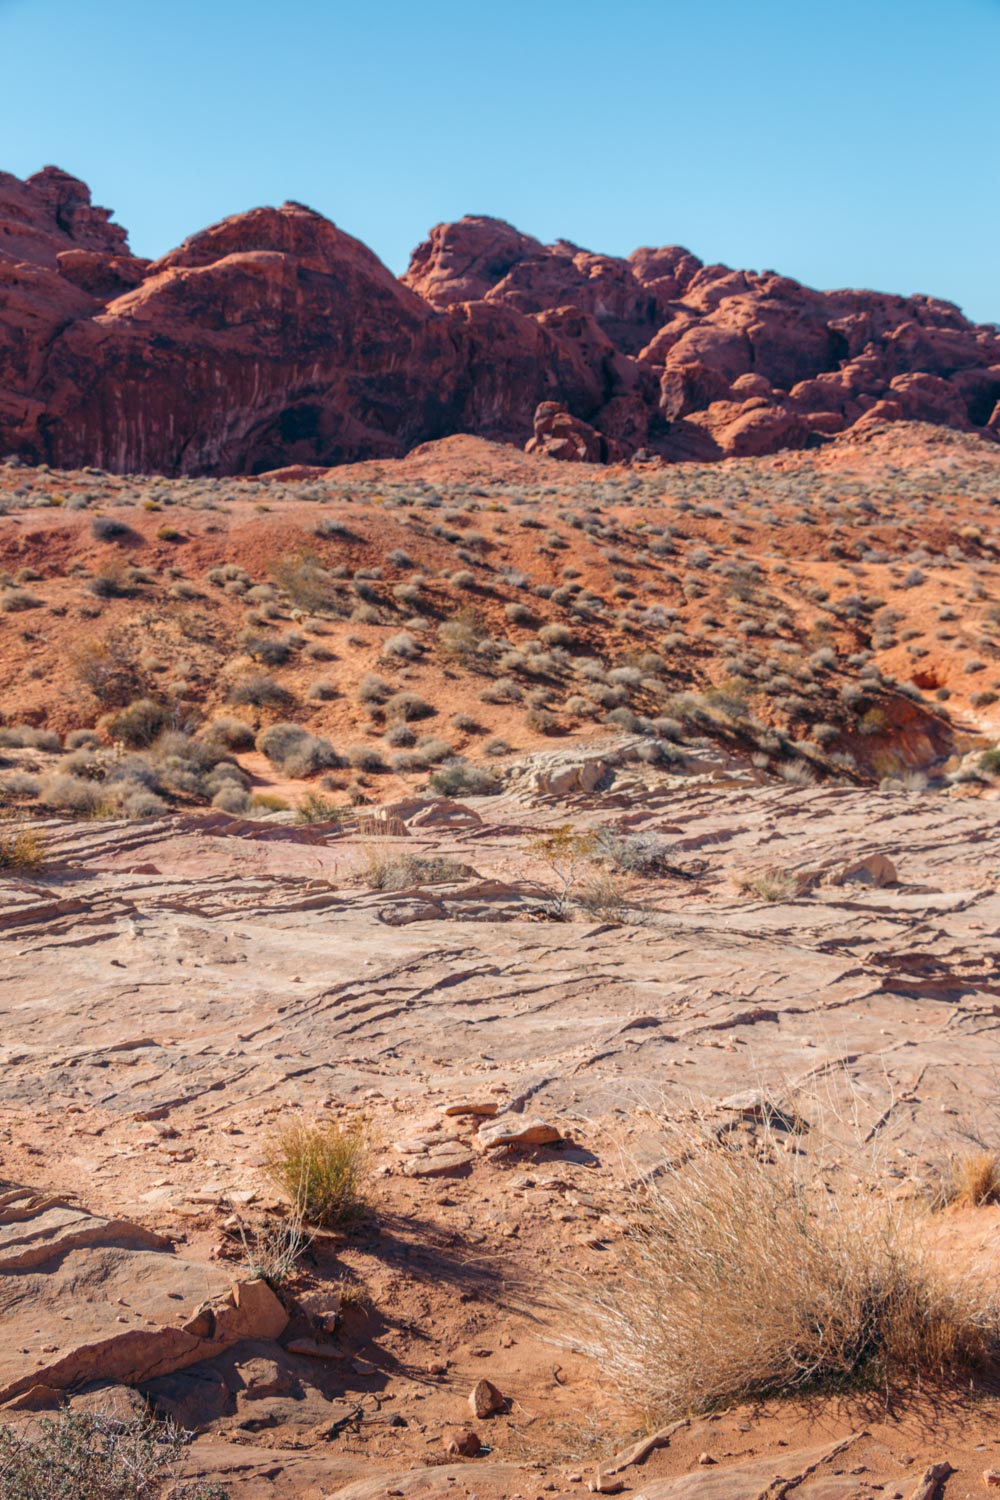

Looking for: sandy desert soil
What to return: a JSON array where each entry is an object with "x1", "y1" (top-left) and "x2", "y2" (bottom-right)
[{"x1": 3, "y1": 424, "x2": 1000, "y2": 1498}]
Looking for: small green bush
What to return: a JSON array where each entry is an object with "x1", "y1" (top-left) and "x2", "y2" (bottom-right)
[
  {"x1": 427, "y1": 760, "x2": 500, "y2": 797},
  {"x1": 263, "y1": 1115, "x2": 371, "y2": 1227}
]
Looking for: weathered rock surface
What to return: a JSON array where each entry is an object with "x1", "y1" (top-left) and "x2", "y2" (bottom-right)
[
  {"x1": 526, "y1": 400, "x2": 625, "y2": 464},
  {"x1": 1, "y1": 171, "x2": 997, "y2": 473},
  {"x1": 3, "y1": 774, "x2": 1000, "y2": 1493},
  {"x1": 3, "y1": 782, "x2": 1000, "y2": 1194},
  {"x1": 631, "y1": 1436, "x2": 865, "y2": 1499},
  {"x1": 0, "y1": 1180, "x2": 286, "y2": 1406}
]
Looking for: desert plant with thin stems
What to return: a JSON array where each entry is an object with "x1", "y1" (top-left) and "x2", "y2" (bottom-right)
[
  {"x1": 575, "y1": 871, "x2": 638, "y2": 924},
  {"x1": 231, "y1": 1206, "x2": 313, "y2": 1289},
  {"x1": 0, "y1": 1408, "x2": 226, "y2": 1500},
  {"x1": 528, "y1": 825, "x2": 601, "y2": 918},
  {"x1": 574, "y1": 1127, "x2": 999, "y2": 1423}
]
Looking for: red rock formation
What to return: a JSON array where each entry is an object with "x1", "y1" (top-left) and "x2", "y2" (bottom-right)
[
  {"x1": 526, "y1": 401, "x2": 624, "y2": 463},
  {"x1": 1, "y1": 172, "x2": 998, "y2": 473}
]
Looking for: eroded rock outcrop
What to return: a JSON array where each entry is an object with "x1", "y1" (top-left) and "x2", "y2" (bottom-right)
[
  {"x1": 1, "y1": 170, "x2": 997, "y2": 473},
  {"x1": 0, "y1": 1180, "x2": 287, "y2": 1406}
]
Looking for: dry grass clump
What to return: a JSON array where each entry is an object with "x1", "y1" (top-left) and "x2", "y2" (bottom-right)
[
  {"x1": 579, "y1": 1136, "x2": 998, "y2": 1422},
  {"x1": 0, "y1": 820, "x2": 45, "y2": 873},
  {"x1": 939, "y1": 1150, "x2": 1000, "y2": 1209},
  {"x1": 735, "y1": 865, "x2": 801, "y2": 902},
  {"x1": 250, "y1": 792, "x2": 289, "y2": 812},
  {"x1": 360, "y1": 846, "x2": 465, "y2": 889},
  {"x1": 262, "y1": 1115, "x2": 371, "y2": 1228},
  {"x1": 575, "y1": 871, "x2": 636, "y2": 923}
]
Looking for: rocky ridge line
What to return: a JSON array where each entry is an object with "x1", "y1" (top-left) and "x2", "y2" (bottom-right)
[{"x1": 1, "y1": 167, "x2": 997, "y2": 475}]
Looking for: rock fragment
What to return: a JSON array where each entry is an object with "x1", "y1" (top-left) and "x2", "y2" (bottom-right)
[
  {"x1": 478, "y1": 1117, "x2": 560, "y2": 1150},
  {"x1": 468, "y1": 1377, "x2": 505, "y2": 1418},
  {"x1": 445, "y1": 1429, "x2": 482, "y2": 1457}
]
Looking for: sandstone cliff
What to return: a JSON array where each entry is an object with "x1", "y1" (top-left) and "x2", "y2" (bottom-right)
[{"x1": 1, "y1": 168, "x2": 997, "y2": 473}]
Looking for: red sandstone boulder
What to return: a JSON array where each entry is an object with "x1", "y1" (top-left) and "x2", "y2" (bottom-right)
[
  {"x1": 684, "y1": 397, "x2": 808, "y2": 460},
  {"x1": 526, "y1": 401, "x2": 624, "y2": 463},
  {"x1": 402, "y1": 216, "x2": 546, "y2": 307}
]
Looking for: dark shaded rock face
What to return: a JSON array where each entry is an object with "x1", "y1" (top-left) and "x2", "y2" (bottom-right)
[{"x1": 1, "y1": 170, "x2": 998, "y2": 474}]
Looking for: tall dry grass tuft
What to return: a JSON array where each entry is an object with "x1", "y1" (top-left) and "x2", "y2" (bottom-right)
[
  {"x1": 0, "y1": 821, "x2": 45, "y2": 874},
  {"x1": 576, "y1": 1133, "x2": 998, "y2": 1422},
  {"x1": 262, "y1": 1115, "x2": 371, "y2": 1229},
  {"x1": 941, "y1": 1149, "x2": 1000, "y2": 1209}
]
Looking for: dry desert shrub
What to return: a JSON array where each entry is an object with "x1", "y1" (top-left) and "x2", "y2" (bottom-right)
[
  {"x1": 426, "y1": 760, "x2": 499, "y2": 797},
  {"x1": 939, "y1": 1150, "x2": 1000, "y2": 1209},
  {"x1": 262, "y1": 1115, "x2": 371, "y2": 1228},
  {"x1": 438, "y1": 610, "x2": 484, "y2": 660},
  {"x1": 0, "y1": 1408, "x2": 225, "y2": 1500},
  {"x1": 574, "y1": 871, "x2": 637, "y2": 924},
  {"x1": 71, "y1": 630, "x2": 149, "y2": 708},
  {"x1": 0, "y1": 821, "x2": 45, "y2": 874},
  {"x1": 294, "y1": 791, "x2": 347, "y2": 825},
  {"x1": 255, "y1": 722, "x2": 339, "y2": 777},
  {"x1": 0, "y1": 586, "x2": 42, "y2": 612},
  {"x1": 360, "y1": 845, "x2": 464, "y2": 890},
  {"x1": 270, "y1": 548, "x2": 341, "y2": 614},
  {"x1": 101, "y1": 697, "x2": 171, "y2": 748},
  {"x1": 577, "y1": 1135, "x2": 998, "y2": 1422},
  {"x1": 202, "y1": 715, "x2": 255, "y2": 751}
]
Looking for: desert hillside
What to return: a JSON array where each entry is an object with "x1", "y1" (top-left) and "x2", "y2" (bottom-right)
[{"x1": 3, "y1": 422, "x2": 1000, "y2": 1498}]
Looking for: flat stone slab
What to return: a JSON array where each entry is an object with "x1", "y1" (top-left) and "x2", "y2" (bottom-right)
[
  {"x1": 0, "y1": 1181, "x2": 286, "y2": 1407},
  {"x1": 3, "y1": 783, "x2": 1000, "y2": 1220},
  {"x1": 633, "y1": 1436, "x2": 866, "y2": 1499}
]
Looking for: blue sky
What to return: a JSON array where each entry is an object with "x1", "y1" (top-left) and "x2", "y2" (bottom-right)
[{"x1": 2, "y1": 0, "x2": 998, "y2": 322}]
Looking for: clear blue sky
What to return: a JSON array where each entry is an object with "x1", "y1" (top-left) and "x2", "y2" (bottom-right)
[{"x1": 2, "y1": 0, "x2": 998, "y2": 323}]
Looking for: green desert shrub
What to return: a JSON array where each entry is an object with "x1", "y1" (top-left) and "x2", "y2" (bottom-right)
[
  {"x1": 256, "y1": 723, "x2": 339, "y2": 777},
  {"x1": 262, "y1": 1115, "x2": 371, "y2": 1227}
]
